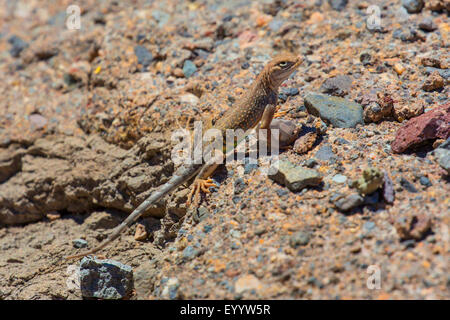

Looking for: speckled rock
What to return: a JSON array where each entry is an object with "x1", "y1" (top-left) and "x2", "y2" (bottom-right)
[
  {"x1": 395, "y1": 215, "x2": 432, "y2": 240},
  {"x1": 269, "y1": 160, "x2": 322, "y2": 192},
  {"x1": 391, "y1": 103, "x2": 450, "y2": 153},
  {"x1": 79, "y1": 257, "x2": 134, "y2": 299},
  {"x1": 422, "y1": 71, "x2": 445, "y2": 92},
  {"x1": 304, "y1": 93, "x2": 363, "y2": 128},
  {"x1": 319, "y1": 75, "x2": 352, "y2": 97}
]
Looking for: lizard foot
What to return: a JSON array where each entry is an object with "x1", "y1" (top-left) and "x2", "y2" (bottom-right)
[
  {"x1": 273, "y1": 106, "x2": 288, "y2": 118},
  {"x1": 186, "y1": 178, "x2": 217, "y2": 207}
]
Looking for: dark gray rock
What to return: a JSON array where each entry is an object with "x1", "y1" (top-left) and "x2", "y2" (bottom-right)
[
  {"x1": 269, "y1": 160, "x2": 322, "y2": 192},
  {"x1": 419, "y1": 176, "x2": 432, "y2": 187},
  {"x1": 400, "y1": 177, "x2": 418, "y2": 193},
  {"x1": 134, "y1": 45, "x2": 153, "y2": 69},
  {"x1": 8, "y1": 35, "x2": 28, "y2": 57},
  {"x1": 402, "y1": 0, "x2": 424, "y2": 13},
  {"x1": 304, "y1": 93, "x2": 363, "y2": 128},
  {"x1": 80, "y1": 257, "x2": 134, "y2": 299},
  {"x1": 328, "y1": 0, "x2": 348, "y2": 11}
]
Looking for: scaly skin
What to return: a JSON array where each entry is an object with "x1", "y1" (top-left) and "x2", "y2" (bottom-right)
[{"x1": 66, "y1": 53, "x2": 303, "y2": 259}]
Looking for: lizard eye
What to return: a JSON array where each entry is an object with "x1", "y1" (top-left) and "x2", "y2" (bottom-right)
[{"x1": 278, "y1": 61, "x2": 289, "y2": 68}]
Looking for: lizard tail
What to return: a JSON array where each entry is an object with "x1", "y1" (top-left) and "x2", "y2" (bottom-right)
[{"x1": 66, "y1": 165, "x2": 200, "y2": 260}]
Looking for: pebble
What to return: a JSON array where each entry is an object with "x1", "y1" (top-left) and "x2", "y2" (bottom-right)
[
  {"x1": 382, "y1": 171, "x2": 395, "y2": 204},
  {"x1": 180, "y1": 93, "x2": 199, "y2": 105},
  {"x1": 305, "y1": 158, "x2": 317, "y2": 168},
  {"x1": 422, "y1": 71, "x2": 445, "y2": 92},
  {"x1": 315, "y1": 144, "x2": 336, "y2": 162},
  {"x1": 418, "y1": 17, "x2": 437, "y2": 32},
  {"x1": 320, "y1": 75, "x2": 352, "y2": 97},
  {"x1": 395, "y1": 215, "x2": 432, "y2": 240},
  {"x1": 328, "y1": 0, "x2": 348, "y2": 11},
  {"x1": 332, "y1": 174, "x2": 347, "y2": 184},
  {"x1": 234, "y1": 275, "x2": 262, "y2": 294},
  {"x1": 29, "y1": 113, "x2": 48, "y2": 129},
  {"x1": 183, "y1": 60, "x2": 197, "y2": 78},
  {"x1": 79, "y1": 257, "x2": 133, "y2": 299},
  {"x1": 8, "y1": 35, "x2": 28, "y2": 57},
  {"x1": 400, "y1": 177, "x2": 418, "y2": 193},
  {"x1": 433, "y1": 140, "x2": 450, "y2": 174},
  {"x1": 334, "y1": 194, "x2": 364, "y2": 212},
  {"x1": 293, "y1": 131, "x2": 318, "y2": 154},
  {"x1": 134, "y1": 45, "x2": 153, "y2": 69},
  {"x1": 419, "y1": 176, "x2": 432, "y2": 187},
  {"x1": 72, "y1": 239, "x2": 88, "y2": 248},
  {"x1": 289, "y1": 231, "x2": 311, "y2": 247},
  {"x1": 304, "y1": 93, "x2": 364, "y2": 128},
  {"x1": 269, "y1": 160, "x2": 322, "y2": 192},
  {"x1": 402, "y1": 0, "x2": 424, "y2": 13}
]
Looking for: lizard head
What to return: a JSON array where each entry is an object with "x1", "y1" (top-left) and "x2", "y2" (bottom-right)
[{"x1": 264, "y1": 53, "x2": 303, "y2": 89}]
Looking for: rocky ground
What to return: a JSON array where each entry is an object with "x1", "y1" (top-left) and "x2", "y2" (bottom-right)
[{"x1": 0, "y1": 0, "x2": 449, "y2": 300}]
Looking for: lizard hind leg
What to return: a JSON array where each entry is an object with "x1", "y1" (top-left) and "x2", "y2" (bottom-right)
[{"x1": 186, "y1": 178, "x2": 217, "y2": 207}]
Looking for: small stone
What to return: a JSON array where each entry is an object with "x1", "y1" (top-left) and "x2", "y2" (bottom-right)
[
  {"x1": 332, "y1": 174, "x2": 347, "y2": 184},
  {"x1": 393, "y1": 63, "x2": 406, "y2": 75},
  {"x1": 182, "y1": 60, "x2": 197, "y2": 78},
  {"x1": 80, "y1": 257, "x2": 134, "y2": 299},
  {"x1": 320, "y1": 75, "x2": 352, "y2": 97},
  {"x1": 305, "y1": 158, "x2": 317, "y2": 168},
  {"x1": 304, "y1": 93, "x2": 364, "y2": 128},
  {"x1": 360, "y1": 52, "x2": 372, "y2": 66},
  {"x1": 293, "y1": 131, "x2": 318, "y2": 154},
  {"x1": 400, "y1": 177, "x2": 418, "y2": 193},
  {"x1": 29, "y1": 113, "x2": 48, "y2": 130},
  {"x1": 180, "y1": 93, "x2": 199, "y2": 105},
  {"x1": 418, "y1": 17, "x2": 437, "y2": 32},
  {"x1": 433, "y1": 140, "x2": 450, "y2": 174},
  {"x1": 419, "y1": 176, "x2": 432, "y2": 187},
  {"x1": 328, "y1": 0, "x2": 348, "y2": 11},
  {"x1": 363, "y1": 221, "x2": 376, "y2": 232},
  {"x1": 72, "y1": 239, "x2": 88, "y2": 248},
  {"x1": 134, "y1": 45, "x2": 153, "y2": 69},
  {"x1": 8, "y1": 35, "x2": 28, "y2": 57},
  {"x1": 334, "y1": 194, "x2": 364, "y2": 212},
  {"x1": 289, "y1": 231, "x2": 311, "y2": 248},
  {"x1": 269, "y1": 160, "x2": 322, "y2": 192},
  {"x1": 315, "y1": 144, "x2": 336, "y2": 162},
  {"x1": 182, "y1": 245, "x2": 198, "y2": 260},
  {"x1": 351, "y1": 167, "x2": 384, "y2": 195},
  {"x1": 422, "y1": 71, "x2": 444, "y2": 92},
  {"x1": 268, "y1": 119, "x2": 300, "y2": 148},
  {"x1": 234, "y1": 275, "x2": 262, "y2": 294},
  {"x1": 382, "y1": 171, "x2": 395, "y2": 204},
  {"x1": 402, "y1": 0, "x2": 424, "y2": 13}
]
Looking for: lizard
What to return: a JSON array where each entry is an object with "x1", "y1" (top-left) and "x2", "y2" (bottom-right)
[{"x1": 66, "y1": 53, "x2": 303, "y2": 260}]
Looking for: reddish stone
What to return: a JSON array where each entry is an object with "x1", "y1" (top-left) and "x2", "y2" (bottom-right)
[{"x1": 391, "y1": 103, "x2": 450, "y2": 153}]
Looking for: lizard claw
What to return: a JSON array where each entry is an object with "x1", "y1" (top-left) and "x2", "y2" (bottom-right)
[
  {"x1": 273, "y1": 106, "x2": 288, "y2": 119},
  {"x1": 186, "y1": 178, "x2": 217, "y2": 207}
]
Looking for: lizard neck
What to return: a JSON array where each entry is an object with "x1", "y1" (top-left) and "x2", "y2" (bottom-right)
[{"x1": 253, "y1": 70, "x2": 279, "y2": 96}]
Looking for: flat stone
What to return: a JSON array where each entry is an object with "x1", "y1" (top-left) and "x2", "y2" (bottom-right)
[
  {"x1": 320, "y1": 75, "x2": 352, "y2": 97},
  {"x1": 332, "y1": 174, "x2": 347, "y2": 184},
  {"x1": 334, "y1": 193, "x2": 364, "y2": 212},
  {"x1": 391, "y1": 103, "x2": 450, "y2": 153},
  {"x1": 315, "y1": 144, "x2": 335, "y2": 161},
  {"x1": 269, "y1": 160, "x2": 322, "y2": 192},
  {"x1": 79, "y1": 257, "x2": 134, "y2": 299},
  {"x1": 304, "y1": 93, "x2": 363, "y2": 128}
]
